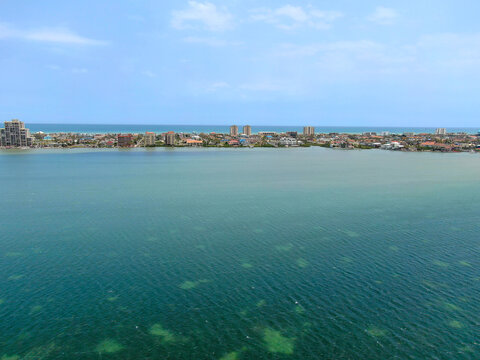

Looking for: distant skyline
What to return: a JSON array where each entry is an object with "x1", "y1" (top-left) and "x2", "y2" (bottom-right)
[{"x1": 1, "y1": 1, "x2": 480, "y2": 126}]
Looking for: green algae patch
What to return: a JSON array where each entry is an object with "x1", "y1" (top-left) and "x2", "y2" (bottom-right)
[
  {"x1": 459, "y1": 345, "x2": 474, "y2": 353},
  {"x1": 366, "y1": 326, "x2": 388, "y2": 337},
  {"x1": 23, "y1": 343, "x2": 57, "y2": 358},
  {"x1": 448, "y1": 320, "x2": 464, "y2": 329},
  {"x1": 296, "y1": 258, "x2": 308, "y2": 268},
  {"x1": 256, "y1": 299, "x2": 266, "y2": 308},
  {"x1": 374, "y1": 280, "x2": 383, "y2": 285},
  {"x1": 295, "y1": 305, "x2": 305, "y2": 314},
  {"x1": 389, "y1": 246, "x2": 399, "y2": 252},
  {"x1": 96, "y1": 339, "x2": 124, "y2": 354},
  {"x1": 275, "y1": 243, "x2": 293, "y2": 252},
  {"x1": 32, "y1": 247, "x2": 44, "y2": 254},
  {"x1": 30, "y1": 305, "x2": 43, "y2": 314},
  {"x1": 343, "y1": 230, "x2": 359, "y2": 238},
  {"x1": 219, "y1": 351, "x2": 240, "y2": 360},
  {"x1": 241, "y1": 262, "x2": 253, "y2": 269},
  {"x1": 195, "y1": 244, "x2": 206, "y2": 250},
  {"x1": 432, "y1": 260, "x2": 449, "y2": 268},
  {"x1": 7, "y1": 275, "x2": 24, "y2": 281},
  {"x1": 179, "y1": 281, "x2": 198, "y2": 290},
  {"x1": 459, "y1": 261, "x2": 472, "y2": 267},
  {"x1": 341, "y1": 256, "x2": 353, "y2": 264},
  {"x1": 443, "y1": 302, "x2": 461, "y2": 312},
  {"x1": 5, "y1": 252, "x2": 23, "y2": 258},
  {"x1": 1, "y1": 355, "x2": 20, "y2": 360},
  {"x1": 179, "y1": 279, "x2": 210, "y2": 290},
  {"x1": 0, "y1": 299, "x2": 4, "y2": 305},
  {"x1": 149, "y1": 323, "x2": 177, "y2": 343},
  {"x1": 107, "y1": 296, "x2": 118, "y2": 302},
  {"x1": 263, "y1": 328, "x2": 295, "y2": 355},
  {"x1": 422, "y1": 280, "x2": 439, "y2": 289}
]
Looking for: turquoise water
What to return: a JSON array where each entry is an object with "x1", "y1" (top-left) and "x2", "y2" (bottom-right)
[
  {"x1": 1, "y1": 148, "x2": 479, "y2": 359},
  {"x1": 27, "y1": 123, "x2": 479, "y2": 135}
]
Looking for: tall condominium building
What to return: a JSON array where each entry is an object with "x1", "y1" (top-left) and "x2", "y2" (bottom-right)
[
  {"x1": 144, "y1": 132, "x2": 156, "y2": 146},
  {"x1": 165, "y1": 131, "x2": 176, "y2": 146},
  {"x1": 230, "y1": 125, "x2": 239, "y2": 137},
  {"x1": 303, "y1": 126, "x2": 315, "y2": 136},
  {"x1": 243, "y1": 125, "x2": 252, "y2": 136},
  {"x1": 435, "y1": 128, "x2": 447, "y2": 136},
  {"x1": 0, "y1": 119, "x2": 34, "y2": 147},
  {"x1": 118, "y1": 134, "x2": 133, "y2": 147}
]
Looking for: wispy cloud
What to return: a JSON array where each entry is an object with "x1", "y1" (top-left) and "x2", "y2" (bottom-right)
[
  {"x1": 368, "y1": 7, "x2": 398, "y2": 25},
  {"x1": 239, "y1": 81, "x2": 288, "y2": 92},
  {"x1": 183, "y1": 36, "x2": 241, "y2": 47},
  {"x1": 206, "y1": 81, "x2": 230, "y2": 92},
  {"x1": 171, "y1": 2, "x2": 233, "y2": 31},
  {"x1": 251, "y1": 5, "x2": 343, "y2": 30},
  {"x1": 0, "y1": 23, "x2": 106, "y2": 45}
]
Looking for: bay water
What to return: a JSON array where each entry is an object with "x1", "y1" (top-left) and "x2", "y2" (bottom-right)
[{"x1": 1, "y1": 148, "x2": 479, "y2": 359}]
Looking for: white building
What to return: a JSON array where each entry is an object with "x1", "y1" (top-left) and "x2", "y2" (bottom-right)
[
  {"x1": 258, "y1": 131, "x2": 277, "y2": 137},
  {"x1": 435, "y1": 128, "x2": 447, "y2": 135},
  {"x1": 0, "y1": 119, "x2": 34, "y2": 147},
  {"x1": 279, "y1": 137, "x2": 298, "y2": 146}
]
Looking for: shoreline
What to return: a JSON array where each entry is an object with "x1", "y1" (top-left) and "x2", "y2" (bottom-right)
[{"x1": 1, "y1": 146, "x2": 478, "y2": 155}]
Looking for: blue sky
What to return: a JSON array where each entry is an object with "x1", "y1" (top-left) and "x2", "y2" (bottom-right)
[{"x1": 1, "y1": 1, "x2": 480, "y2": 126}]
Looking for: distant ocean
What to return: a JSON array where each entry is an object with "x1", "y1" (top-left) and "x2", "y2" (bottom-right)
[{"x1": 27, "y1": 123, "x2": 479, "y2": 135}]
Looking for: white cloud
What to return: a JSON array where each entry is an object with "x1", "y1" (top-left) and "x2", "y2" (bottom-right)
[
  {"x1": 207, "y1": 81, "x2": 230, "y2": 91},
  {"x1": 0, "y1": 23, "x2": 106, "y2": 45},
  {"x1": 368, "y1": 7, "x2": 398, "y2": 25},
  {"x1": 172, "y1": 2, "x2": 233, "y2": 31},
  {"x1": 239, "y1": 81, "x2": 288, "y2": 92},
  {"x1": 251, "y1": 5, "x2": 343, "y2": 30},
  {"x1": 183, "y1": 36, "x2": 241, "y2": 47},
  {"x1": 414, "y1": 33, "x2": 480, "y2": 69}
]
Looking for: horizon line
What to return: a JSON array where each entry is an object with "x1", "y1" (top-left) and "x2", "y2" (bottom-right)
[{"x1": 22, "y1": 122, "x2": 479, "y2": 129}]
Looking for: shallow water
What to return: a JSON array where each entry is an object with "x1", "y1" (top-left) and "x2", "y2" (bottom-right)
[{"x1": 1, "y1": 148, "x2": 479, "y2": 359}]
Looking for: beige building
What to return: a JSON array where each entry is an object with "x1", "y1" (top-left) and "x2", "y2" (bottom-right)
[
  {"x1": 0, "y1": 119, "x2": 34, "y2": 147},
  {"x1": 243, "y1": 125, "x2": 252, "y2": 136},
  {"x1": 144, "y1": 132, "x2": 156, "y2": 146},
  {"x1": 303, "y1": 126, "x2": 315, "y2": 136},
  {"x1": 165, "y1": 131, "x2": 176, "y2": 146},
  {"x1": 230, "y1": 125, "x2": 239, "y2": 137}
]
